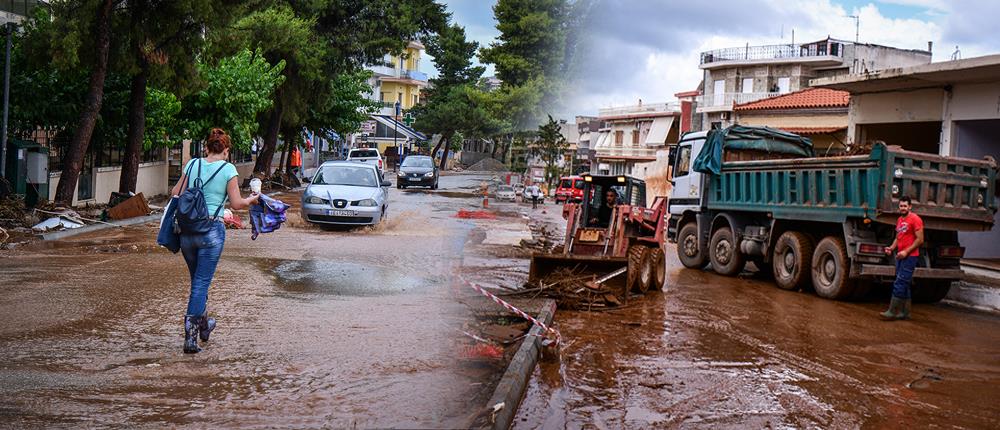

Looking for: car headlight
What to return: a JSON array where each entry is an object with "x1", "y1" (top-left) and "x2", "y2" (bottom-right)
[
  {"x1": 397, "y1": 171, "x2": 406, "y2": 177},
  {"x1": 424, "y1": 172, "x2": 434, "y2": 177},
  {"x1": 305, "y1": 196, "x2": 328, "y2": 204},
  {"x1": 353, "y1": 198, "x2": 378, "y2": 207}
]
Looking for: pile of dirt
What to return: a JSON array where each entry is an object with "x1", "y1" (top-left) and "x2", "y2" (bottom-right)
[{"x1": 466, "y1": 157, "x2": 507, "y2": 172}]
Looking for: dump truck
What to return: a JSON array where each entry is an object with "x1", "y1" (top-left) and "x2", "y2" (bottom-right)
[{"x1": 667, "y1": 126, "x2": 998, "y2": 303}]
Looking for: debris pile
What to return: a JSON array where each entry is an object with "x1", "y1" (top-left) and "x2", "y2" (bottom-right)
[
  {"x1": 507, "y1": 266, "x2": 629, "y2": 311},
  {"x1": 466, "y1": 157, "x2": 507, "y2": 172},
  {"x1": 521, "y1": 222, "x2": 562, "y2": 253},
  {"x1": 455, "y1": 209, "x2": 497, "y2": 219}
]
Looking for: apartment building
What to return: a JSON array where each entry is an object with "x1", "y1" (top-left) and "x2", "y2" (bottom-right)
[
  {"x1": 591, "y1": 102, "x2": 681, "y2": 178},
  {"x1": 696, "y1": 38, "x2": 931, "y2": 130}
]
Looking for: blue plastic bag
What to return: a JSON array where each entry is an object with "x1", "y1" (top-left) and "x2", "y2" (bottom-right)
[{"x1": 156, "y1": 196, "x2": 181, "y2": 253}]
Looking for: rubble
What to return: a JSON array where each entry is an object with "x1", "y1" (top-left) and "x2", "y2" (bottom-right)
[
  {"x1": 506, "y1": 266, "x2": 630, "y2": 311},
  {"x1": 466, "y1": 158, "x2": 507, "y2": 172}
]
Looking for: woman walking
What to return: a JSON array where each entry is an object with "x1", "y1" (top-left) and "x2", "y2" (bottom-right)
[{"x1": 170, "y1": 128, "x2": 259, "y2": 353}]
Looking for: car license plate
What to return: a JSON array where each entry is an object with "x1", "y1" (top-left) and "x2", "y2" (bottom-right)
[
  {"x1": 408, "y1": 177, "x2": 421, "y2": 181},
  {"x1": 328, "y1": 210, "x2": 356, "y2": 216}
]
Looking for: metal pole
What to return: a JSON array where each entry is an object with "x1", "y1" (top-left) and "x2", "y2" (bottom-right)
[
  {"x1": 0, "y1": 23, "x2": 11, "y2": 179},
  {"x1": 393, "y1": 101, "x2": 399, "y2": 172}
]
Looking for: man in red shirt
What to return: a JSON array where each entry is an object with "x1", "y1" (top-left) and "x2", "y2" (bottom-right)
[{"x1": 881, "y1": 195, "x2": 924, "y2": 320}]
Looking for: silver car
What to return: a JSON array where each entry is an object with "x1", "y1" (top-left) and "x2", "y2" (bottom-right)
[{"x1": 302, "y1": 161, "x2": 390, "y2": 226}]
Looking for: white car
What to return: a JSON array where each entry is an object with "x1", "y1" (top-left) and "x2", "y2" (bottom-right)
[
  {"x1": 522, "y1": 186, "x2": 544, "y2": 203},
  {"x1": 302, "y1": 161, "x2": 391, "y2": 226},
  {"x1": 346, "y1": 148, "x2": 385, "y2": 172},
  {"x1": 495, "y1": 185, "x2": 517, "y2": 201}
]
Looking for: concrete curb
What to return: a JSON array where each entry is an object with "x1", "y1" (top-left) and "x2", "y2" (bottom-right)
[
  {"x1": 486, "y1": 298, "x2": 557, "y2": 430},
  {"x1": 37, "y1": 214, "x2": 161, "y2": 241}
]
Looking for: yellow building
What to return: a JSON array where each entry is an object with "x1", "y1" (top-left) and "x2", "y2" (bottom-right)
[{"x1": 371, "y1": 41, "x2": 429, "y2": 112}]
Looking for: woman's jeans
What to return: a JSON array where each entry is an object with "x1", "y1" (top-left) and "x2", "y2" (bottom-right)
[
  {"x1": 180, "y1": 222, "x2": 226, "y2": 316},
  {"x1": 893, "y1": 256, "x2": 918, "y2": 299}
]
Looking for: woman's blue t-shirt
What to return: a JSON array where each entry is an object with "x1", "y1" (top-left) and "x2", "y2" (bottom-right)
[{"x1": 183, "y1": 158, "x2": 239, "y2": 217}]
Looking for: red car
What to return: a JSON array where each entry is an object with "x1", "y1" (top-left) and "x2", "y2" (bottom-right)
[{"x1": 554, "y1": 176, "x2": 585, "y2": 203}]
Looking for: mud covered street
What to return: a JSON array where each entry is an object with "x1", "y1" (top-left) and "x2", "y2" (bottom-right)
[
  {"x1": 0, "y1": 173, "x2": 540, "y2": 428},
  {"x1": 515, "y1": 237, "x2": 1000, "y2": 428}
]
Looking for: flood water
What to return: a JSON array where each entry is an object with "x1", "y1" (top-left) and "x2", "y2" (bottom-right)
[
  {"x1": 514, "y1": 246, "x2": 1000, "y2": 428},
  {"x1": 0, "y1": 174, "x2": 534, "y2": 428}
]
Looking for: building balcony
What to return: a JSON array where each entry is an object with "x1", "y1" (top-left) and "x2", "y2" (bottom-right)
[
  {"x1": 599, "y1": 102, "x2": 679, "y2": 118},
  {"x1": 368, "y1": 66, "x2": 429, "y2": 82},
  {"x1": 695, "y1": 92, "x2": 781, "y2": 113},
  {"x1": 594, "y1": 146, "x2": 657, "y2": 160},
  {"x1": 699, "y1": 43, "x2": 845, "y2": 69}
]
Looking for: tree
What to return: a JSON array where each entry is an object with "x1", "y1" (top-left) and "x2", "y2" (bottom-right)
[
  {"x1": 52, "y1": 0, "x2": 116, "y2": 206},
  {"x1": 536, "y1": 115, "x2": 567, "y2": 189},
  {"x1": 306, "y1": 70, "x2": 380, "y2": 141},
  {"x1": 176, "y1": 49, "x2": 286, "y2": 151},
  {"x1": 117, "y1": 0, "x2": 235, "y2": 193},
  {"x1": 479, "y1": 0, "x2": 569, "y2": 131}
]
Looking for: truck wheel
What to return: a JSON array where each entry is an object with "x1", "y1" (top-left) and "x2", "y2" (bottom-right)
[
  {"x1": 677, "y1": 222, "x2": 706, "y2": 269},
  {"x1": 710, "y1": 227, "x2": 745, "y2": 276},
  {"x1": 637, "y1": 247, "x2": 654, "y2": 293},
  {"x1": 811, "y1": 236, "x2": 856, "y2": 300},
  {"x1": 772, "y1": 231, "x2": 813, "y2": 291},
  {"x1": 652, "y1": 247, "x2": 666, "y2": 291},
  {"x1": 627, "y1": 244, "x2": 645, "y2": 295},
  {"x1": 912, "y1": 280, "x2": 953, "y2": 303}
]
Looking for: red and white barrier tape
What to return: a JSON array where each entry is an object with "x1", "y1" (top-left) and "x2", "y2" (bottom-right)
[{"x1": 463, "y1": 278, "x2": 561, "y2": 345}]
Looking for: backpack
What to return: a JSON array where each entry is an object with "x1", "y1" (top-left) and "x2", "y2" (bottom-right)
[
  {"x1": 249, "y1": 194, "x2": 289, "y2": 240},
  {"x1": 176, "y1": 159, "x2": 229, "y2": 234}
]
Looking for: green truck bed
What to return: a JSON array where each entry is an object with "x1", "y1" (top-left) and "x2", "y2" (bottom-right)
[{"x1": 707, "y1": 144, "x2": 998, "y2": 231}]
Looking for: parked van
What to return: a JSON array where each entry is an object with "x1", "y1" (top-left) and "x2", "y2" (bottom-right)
[{"x1": 554, "y1": 176, "x2": 585, "y2": 203}]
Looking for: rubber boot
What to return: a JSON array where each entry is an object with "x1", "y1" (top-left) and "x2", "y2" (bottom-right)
[
  {"x1": 183, "y1": 315, "x2": 201, "y2": 354},
  {"x1": 879, "y1": 297, "x2": 902, "y2": 321},
  {"x1": 198, "y1": 314, "x2": 216, "y2": 342},
  {"x1": 896, "y1": 299, "x2": 911, "y2": 320}
]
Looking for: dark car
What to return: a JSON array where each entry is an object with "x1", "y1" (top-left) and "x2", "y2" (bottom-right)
[{"x1": 396, "y1": 155, "x2": 439, "y2": 189}]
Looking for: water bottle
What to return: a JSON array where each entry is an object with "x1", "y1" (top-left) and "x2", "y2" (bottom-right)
[{"x1": 250, "y1": 178, "x2": 262, "y2": 194}]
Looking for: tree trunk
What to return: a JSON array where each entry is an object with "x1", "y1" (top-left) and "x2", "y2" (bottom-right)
[
  {"x1": 253, "y1": 100, "x2": 283, "y2": 175},
  {"x1": 118, "y1": 59, "x2": 149, "y2": 194},
  {"x1": 439, "y1": 134, "x2": 452, "y2": 170},
  {"x1": 280, "y1": 127, "x2": 293, "y2": 174},
  {"x1": 53, "y1": 0, "x2": 114, "y2": 206}
]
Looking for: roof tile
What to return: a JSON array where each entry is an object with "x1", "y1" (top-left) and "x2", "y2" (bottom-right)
[{"x1": 734, "y1": 88, "x2": 850, "y2": 111}]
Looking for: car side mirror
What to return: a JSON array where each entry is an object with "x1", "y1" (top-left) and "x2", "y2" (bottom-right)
[
  {"x1": 668, "y1": 147, "x2": 677, "y2": 166},
  {"x1": 381, "y1": 180, "x2": 391, "y2": 187}
]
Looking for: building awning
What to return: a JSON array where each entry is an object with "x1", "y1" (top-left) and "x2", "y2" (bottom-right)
[
  {"x1": 645, "y1": 116, "x2": 675, "y2": 145},
  {"x1": 594, "y1": 131, "x2": 611, "y2": 149},
  {"x1": 372, "y1": 115, "x2": 429, "y2": 141},
  {"x1": 780, "y1": 126, "x2": 847, "y2": 135}
]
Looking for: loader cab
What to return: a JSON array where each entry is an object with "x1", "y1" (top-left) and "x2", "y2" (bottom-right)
[{"x1": 580, "y1": 175, "x2": 646, "y2": 228}]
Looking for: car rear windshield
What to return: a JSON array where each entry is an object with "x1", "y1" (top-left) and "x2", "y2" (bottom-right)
[
  {"x1": 560, "y1": 179, "x2": 572, "y2": 188},
  {"x1": 499, "y1": 186, "x2": 513, "y2": 192},
  {"x1": 313, "y1": 165, "x2": 378, "y2": 187},
  {"x1": 401, "y1": 157, "x2": 434, "y2": 168},
  {"x1": 350, "y1": 150, "x2": 378, "y2": 158}
]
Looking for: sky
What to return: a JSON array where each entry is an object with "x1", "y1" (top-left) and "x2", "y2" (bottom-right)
[{"x1": 433, "y1": 0, "x2": 1000, "y2": 119}]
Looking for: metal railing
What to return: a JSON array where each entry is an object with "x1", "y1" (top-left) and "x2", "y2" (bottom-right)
[
  {"x1": 598, "y1": 102, "x2": 679, "y2": 117},
  {"x1": 700, "y1": 42, "x2": 844, "y2": 65},
  {"x1": 695, "y1": 92, "x2": 782, "y2": 108},
  {"x1": 367, "y1": 66, "x2": 428, "y2": 82},
  {"x1": 594, "y1": 147, "x2": 657, "y2": 159}
]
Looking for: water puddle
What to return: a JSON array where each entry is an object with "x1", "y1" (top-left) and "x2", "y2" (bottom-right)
[{"x1": 265, "y1": 259, "x2": 434, "y2": 297}]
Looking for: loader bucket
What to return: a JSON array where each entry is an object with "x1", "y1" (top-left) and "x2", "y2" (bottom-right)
[{"x1": 528, "y1": 253, "x2": 628, "y2": 283}]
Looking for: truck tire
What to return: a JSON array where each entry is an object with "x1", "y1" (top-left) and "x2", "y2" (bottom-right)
[
  {"x1": 710, "y1": 227, "x2": 745, "y2": 276},
  {"x1": 627, "y1": 244, "x2": 644, "y2": 295},
  {"x1": 652, "y1": 247, "x2": 666, "y2": 291},
  {"x1": 912, "y1": 280, "x2": 953, "y2": 303},
  {"x1": 677, "y1": 223, "x2": 706, "y2": 269},
  {"x1": 811, "y1": 236, "x2": 856, "y2": 300},
  {"x1": 637, "y1": 247, "x2": 654, "y2": 293},
  {"x1": 772, "y1": 231, "x2": 813, "y2": 291}
]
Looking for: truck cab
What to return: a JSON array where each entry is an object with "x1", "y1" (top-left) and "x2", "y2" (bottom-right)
[{"x1": 554, "y1": 176, "x2": 586, "y2": 203}]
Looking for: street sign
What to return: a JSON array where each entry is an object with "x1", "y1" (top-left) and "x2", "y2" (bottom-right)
[
  {"x1": 361, "y1": 120, "x2": 376, "y2": 135},
  {"x1": 402, "y1": 113, "x2": 415, "y2": 127}
]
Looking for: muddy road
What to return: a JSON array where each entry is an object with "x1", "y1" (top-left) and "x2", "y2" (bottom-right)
[
  {"x1": 515, "y1": 212, "x2": 1000, "y2": 428},
  {"x1": 0, "y1": 173, "x2": 536, "y2": 428}
]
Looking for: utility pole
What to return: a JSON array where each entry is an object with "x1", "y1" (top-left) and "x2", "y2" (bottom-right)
[
  {"x1": 846, "y1": 15, "x2": 859, "y2": 42},
  {"x1": 0, "y1": 23, "x2": 12, "y2": 179},
  {"x1": 393, "y1": 100, "x2": 400, "y2": 172}
]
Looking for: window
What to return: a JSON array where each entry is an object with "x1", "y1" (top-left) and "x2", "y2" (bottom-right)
[
  {"x1": 380, "y1": 92, "x2": 386, "y2": 102},
  {"x1": 631, "y1": 130, "x2": 639, "y2": 145},
  {"x1": 777, "y1": 77, "x2": 791, "y2": 94},
  {"x1": 713, "y1": 79, "x2": 725, "y2": 105},
  {"x1": 675, "y1": 145, "x2": 692, "y2": 177},
  {"x1": 615, "y1": 130, "x2": 624, "y2": 146},
  {"x1": 742, "y1": 77, "x2": 754, "y2": 94},
  {"x1": 412, "y1": 94, "x2": 418, "y2": 106}
]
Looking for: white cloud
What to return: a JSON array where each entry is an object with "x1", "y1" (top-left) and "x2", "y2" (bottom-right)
[{"x1": 561, "y1": 0, "x2": 999, "y2": 119}]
